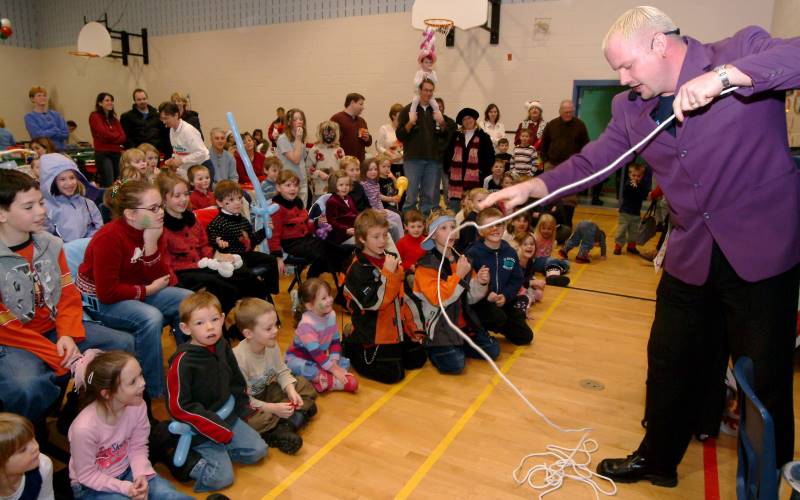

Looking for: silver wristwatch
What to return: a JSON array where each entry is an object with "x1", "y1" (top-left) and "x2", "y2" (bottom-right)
[{"x1": 714, "y1": 65, "x2": 731, "y2": 89}]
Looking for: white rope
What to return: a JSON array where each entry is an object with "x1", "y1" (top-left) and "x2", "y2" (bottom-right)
[{"x1": 434, "y1": 88, "x2": 737, "y2": 498}]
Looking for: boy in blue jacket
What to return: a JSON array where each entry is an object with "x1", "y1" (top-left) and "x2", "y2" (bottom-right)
[{"x1": 465, "y1": 207, "x2": 533, "y2": 345}]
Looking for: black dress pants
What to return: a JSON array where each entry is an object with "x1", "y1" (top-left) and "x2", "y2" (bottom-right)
[{"x1": 639, "y1": 243, "x2": 798, "y2": 471}]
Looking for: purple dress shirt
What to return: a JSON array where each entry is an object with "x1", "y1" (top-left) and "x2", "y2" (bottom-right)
[{"x1": 539, "y1": 26, "x2": 800, "y2": 285}]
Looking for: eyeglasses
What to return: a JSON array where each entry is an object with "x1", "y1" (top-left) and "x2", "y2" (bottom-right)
[
  {"x1": 651, "y1": 28, "x2": 680, "y2": 50},
  {"x1": 132, "y1": 205, "x2": 163, "y2": 213}
]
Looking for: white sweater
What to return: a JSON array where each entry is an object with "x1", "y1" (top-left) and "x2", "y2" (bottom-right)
[{"x1": 169, "y1": 119, "x2": 209, "y2": 167}]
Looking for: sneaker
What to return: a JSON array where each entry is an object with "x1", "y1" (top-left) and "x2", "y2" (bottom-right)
[
  {"x1": 263, "y1": 421, "x2": 303, "y2": 455},
  {"x1": 591, "y1": 198, "x2": 604, "y2": 206},
  {"x1": 558, "y1": 248, "x2": 568, "y2": 260},
  {"x1": 613, "y1": 244, "x2": 622, "y2": 255},
  {"x1": 545, "y1": 274, "x2": 570, "y2": 287},
  {"x1": 575, "y1": 254, "x2": 591, "y2": 264},
  {"x1": 312, "y1": 371, "x2": 334, "y2": 393},
  {"x1": 627, "y1": 244, "x2": 640, "y2": 255},
  {"x1": 343, "y1": 373, "x2": 359, "y2": 393}
]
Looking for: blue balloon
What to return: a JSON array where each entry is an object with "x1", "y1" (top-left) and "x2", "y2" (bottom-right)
[
  {"x1": 169, "y1": 395, "x2": 236, "y2": 467},
  {"x1": 226, "y1": 112, "x2": 279, "y2": 250}
]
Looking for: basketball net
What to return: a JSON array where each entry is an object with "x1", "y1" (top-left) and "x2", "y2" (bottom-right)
[{"x1": 424, "y1": 18, "x2": 453, "y2": 38}]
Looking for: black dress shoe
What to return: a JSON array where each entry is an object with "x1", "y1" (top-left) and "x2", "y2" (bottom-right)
[{"x1": 596, "y1": 452, "x2": 678, "y2": 487}]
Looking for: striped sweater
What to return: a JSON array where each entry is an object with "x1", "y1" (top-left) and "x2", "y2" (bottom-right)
[{"x1": 285, "y1": 310, "x2": 341, "y2": 371}]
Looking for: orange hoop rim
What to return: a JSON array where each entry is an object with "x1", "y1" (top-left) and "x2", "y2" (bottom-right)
[
  {"x1": 424, "y1": 18, "x2": 454, "y2": 35},
  {"x1": 68, "y1": 50, "x2": 100, "y2": 58}
]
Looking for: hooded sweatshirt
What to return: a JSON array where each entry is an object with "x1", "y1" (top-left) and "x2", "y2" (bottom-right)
[
  {"x1": 465, "y1": 239, "x2": 524, "y2": 302},
  {"x1": 40, "y1": 154, "x2": 103, "y2": 242}
]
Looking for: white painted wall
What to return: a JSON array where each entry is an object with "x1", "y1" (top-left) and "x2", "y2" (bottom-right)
[{"x1": 2, "y1": 0, "x2": 776, "y2": 149}]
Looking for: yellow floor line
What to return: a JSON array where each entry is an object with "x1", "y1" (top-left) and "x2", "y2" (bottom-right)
[
  {"x1": 262, "y1": 368, "x2": 422, "y2": 499},
  {"x1": 394, "y1": 264, "x2": 591, "y2": 499}
]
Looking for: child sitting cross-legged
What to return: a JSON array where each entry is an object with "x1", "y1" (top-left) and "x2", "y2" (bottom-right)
[
  {"x1": 187, "y1": 164, "x2": 215, "y2": 209},
  {"x1": 466, "y1": 207, "x2": 534, "y2": 346},
  {"x1": 167, "y1": 291, "x2": 268, "y2": 492},
  {"x1": 68, "y1": 351, "x2": 192, "y2": 500},
  {"x1": 395, "y1": 209, "x2": 426, "y2": 272},
  {"x1": 206, "y1": 179, "x2": 279, "y2": 300},
  {"x1": 413, "y1": 209, "x2": 499, "y2": 374},
  {"x1": 342, "y1": 209, "x2": 427, "y2": 384},
  {"x1": 230, "y1": 298, "x2": 317, "y2": 455},
  {"x1": 511, "y1": 231, "x2": 546, "y2": 320},
  {"x1": 285, "y1": 278, "x2": 358, "y2": 393},
  {"x1": 268, "y1": 170, "x2": 353, "y2": 281}
]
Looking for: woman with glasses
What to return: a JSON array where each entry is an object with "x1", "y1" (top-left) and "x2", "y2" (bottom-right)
[{"x1": 77, "y1": 179, "x2": 192, "y2": 400}]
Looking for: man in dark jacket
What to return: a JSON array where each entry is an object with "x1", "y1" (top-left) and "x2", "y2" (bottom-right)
[
  {"x1": 120, "y1": 88, "x2": 171, "y2": 155},
  {"x1": 396, "y1": 79, "x2": 447, "y2": 216}
]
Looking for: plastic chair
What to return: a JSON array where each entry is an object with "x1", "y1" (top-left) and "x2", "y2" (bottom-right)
[{"x1": 733, "y1": 356, "x2": 779, "y2": 500}]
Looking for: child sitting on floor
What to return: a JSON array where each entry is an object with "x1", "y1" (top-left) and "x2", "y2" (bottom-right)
[
  {"x1": 413, "y1": 209, "x2": 498, "y2": 374},
  {"x1": 231, "y1": 298, "x2": 317, "y2": 455},
  {"x1": 286, "y1": 278, "x2": 358, "y2": 393},
  {"x1": 466, "y1": 207, "x2": 534, "y2": 346},
  {"x1": 342, "y1": 210, "x2": 427, "y2": 383},
  {"x1": 188, "y1": 164, "x2": 215, "y2": 209},
  {"x1": 168, "y1": 291, "x2": 267, "y2": 491},
  {"x1": 69, "y1": 351, "x2": 192, "y2": 499},
  {"x1": 533, "y1": 214, "x2": 571, "y2": 286},
  {"x1": 511, "y1": 231, "x2": 546, "y2": 320}
]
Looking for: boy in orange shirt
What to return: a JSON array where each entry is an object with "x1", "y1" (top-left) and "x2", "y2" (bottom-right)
[{"x1": 0, "y1": 169, "x2": 132, "y2": 423}]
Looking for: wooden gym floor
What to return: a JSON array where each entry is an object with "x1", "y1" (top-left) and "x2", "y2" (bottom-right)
[{"x1": 150, "y1": 206, "x2": 800, "y2": 500}]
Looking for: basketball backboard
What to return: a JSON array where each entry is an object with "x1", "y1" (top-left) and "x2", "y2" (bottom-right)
[
  {"x1": 77, "y1": 21, "x2": 112, "y2": 57},
  {"x1": 411, "y1": 0, "x2": 489, "y2": 31}
]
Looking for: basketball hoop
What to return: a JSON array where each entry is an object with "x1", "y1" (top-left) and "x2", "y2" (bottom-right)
[
  {"x1": 68, "y1": 50, "x2": 100, "y2": 58},
  {"x1": 424, "y1": 18, "x2": 454, "y2": 38}
]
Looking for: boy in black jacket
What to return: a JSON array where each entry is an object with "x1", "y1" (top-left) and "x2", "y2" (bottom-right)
[
  {"x1": 167, "y1": 291, "x2": 267, "y2": 492},
  {"x1": 465, "y1": 207, "x2": 534, "y2": 345},
  {"x1": 614, "y1": 162, "x2": 649, "y2": 255}
]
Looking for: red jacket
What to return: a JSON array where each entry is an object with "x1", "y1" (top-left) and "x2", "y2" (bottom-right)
[
  {"x1": 162, "y1": 211, "x2": 214, "y2": 278},
  {"x1": 325, "y1": 194, "x2": 357, "y2": 244},
  {"x1": 396, "y1": 233, "x2": 426, "y2": 271},
  {"x1": 234, "y1": 151, "x2": 266, "y2": 183},
  {"x1": 77, "y1": 218, "x2": 175, "y2": 303},
  {"x1": 89, "y1": 111, "x2": 126, "y2": 153},
  {"x1": 267, "y1": 195, "x2": 314, "y2": 255},
  {"x1": 190, "y1": 189, "x2": 216, "y2": 210}
]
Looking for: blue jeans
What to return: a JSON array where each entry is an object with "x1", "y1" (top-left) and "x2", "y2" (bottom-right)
[
  {"x1": 0, "y1": 323, "x2": 134, "y2": 422},
  {"x1": 285, "y1": 355, "x2": 350, "y2": 380},
  {"x1": 532, "y1": 256, "x2": 570, "y2": 274},
  {"x1": 190, "y1": 417, "x2": 268, "y2": 492},
  {"x1": 563, "y1": 222, "x2": 598, "y2": 257},
  {"x1": 86, "y1": 286, "x2": 192, "y2": 397},
  {"x1": 72, "y1": 467, "x2": 193, "y2": 499},
  {"x1": 403, "y1": 158, "x2": 442, "y2": 215},
  {"x1": 427, "y1": 330, "x2": 500, "y2": 374}
]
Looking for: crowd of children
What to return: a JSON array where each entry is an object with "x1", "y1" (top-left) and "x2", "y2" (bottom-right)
[{"x1": 0, "y1": 90, "x2": 647, "y2": 498}]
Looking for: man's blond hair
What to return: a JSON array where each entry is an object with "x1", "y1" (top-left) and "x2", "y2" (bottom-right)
[{"x1": 601, "y1": 6, "x2": 677, "y2": 52}]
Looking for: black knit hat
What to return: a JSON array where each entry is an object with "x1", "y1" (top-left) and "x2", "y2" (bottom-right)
[{"x1": 456, "y1": 107, "x2": 480, "y2": 125}]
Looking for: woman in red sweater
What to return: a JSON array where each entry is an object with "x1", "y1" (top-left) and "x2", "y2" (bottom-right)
[
  {"x1": 234, "y1": 132, "x2": 266, "y2": 183},
  {"x1": 88, "y1": 92, "x2": 127, "y2": 187},
  {"x1": 156, "y1": 171, "x2": 274, "y2": 321},
  {"x1": 77, "y1": 179, "x2": 192, "y2": 398}
]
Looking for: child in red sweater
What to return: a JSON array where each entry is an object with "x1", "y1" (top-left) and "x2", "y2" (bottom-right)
[
  {"x1": 157, "y1": 172, "x2": 274, "y2": 318},
  {"x1": 268, "y1": 170, "x2": 353, "y2": 280},
  {"x1": 396, "y1": 209, "x2": 426, "y2": 272},
  {"x1": 77, "y1": 179, "x2": 192, "y2": 398},
  {"x1": 324, "y1": 170, "x2": 357, "y2": 244},
  {"x1": 188, "y1": 164, "x2": 215, "y2": 209}
]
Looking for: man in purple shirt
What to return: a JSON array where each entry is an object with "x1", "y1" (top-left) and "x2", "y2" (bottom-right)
[{"x1": 484, "y1": 6, "x2": 800, "y2": 488}]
